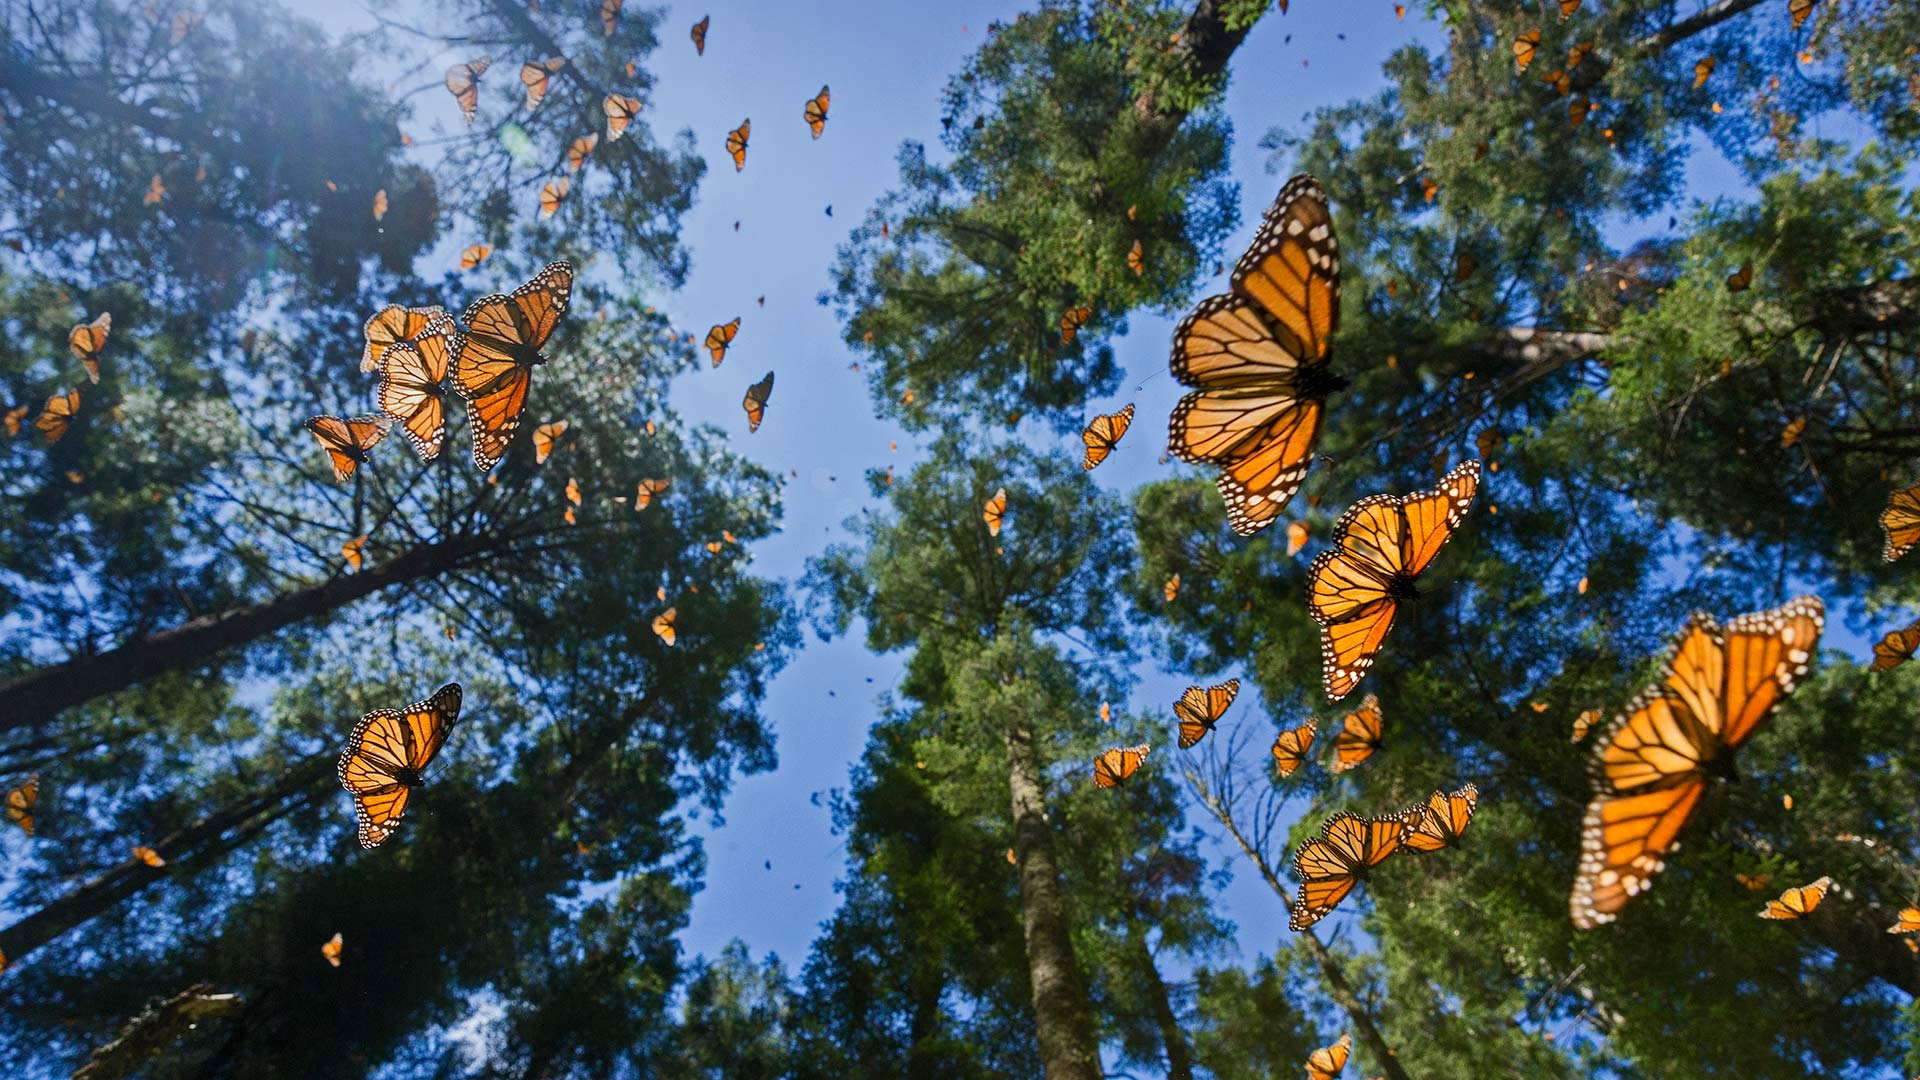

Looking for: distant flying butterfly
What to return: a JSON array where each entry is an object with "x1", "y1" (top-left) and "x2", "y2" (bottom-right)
[
  {"x1": 132, "y1": 844, "x2": 165, "y2": 867},
  {"x1": 601, "y1": 0, "x2": 621, "y2": 35},
  {"x1": 305, "y1": 415, "x2": 391, "y2": 483},
  {"x1": 1780, "y1": 416, "x2": 1806, "y2": 448},
  {"x1": 452, "y1": 260, "x2": 574, "y2": 471},
  {"x1": 726, "y1": 119, "x2": 751, "y2": 171},
  {"x1": 5, "y1": 775, "x2": 37, "y2": 836},
  {"x1": 1286, "y1": 521, "x2": 1310, "y2": 555},
  {"x1": 1514, "y1": 29, "x2": 1541, "y2": 73},
  {"x1": 377, "y1": 316, "x2": 455, "y2": 462},
  {"x1": 742, "y1": 371, "x2": 774, "y2": 432},
  {"x1": 1163, "y1": 573, "x2": 1181, "y2": 602},
  {"x1": 1871, "y1": 623, "x2": 1920, "y2": 672},
  {"x1": 1886, "y1": 907, "x2": 1920, "y2": 935},
  {"x1": 1759, "y1": 876, "x2": 1833, "y2": 920},
  {"x1": 652, "y1": 607, "x2": 677, "y2": 646},
  {"x1": 539, "y1": 177, "x2": 569, "y2": 219},
  {"x1": 1080, "y1": 403, "x2": 1134, "y2": 470},
  {"x1": 804, "y1": 85, "x2": 830, "y2": 138},
  {"x1": 1725, "y1": 262, "x2": 1753, "y2": 292},
  {"x1": 445, "y1": 56, "x2": 492, "y2": 125},
  {"x1": 566, "y1": 134, "x2": 599, "y2": 172},
  {"x1": 1329, "y1": 694, "x2": 1384, "y2": 772},
  {"x1": 532, "y1": 419, "x2": 569, "y2": 465},
  {"x1": 69, "y1": 312, "x2": 110, "y2": 384},
  {"x1": 35, "y1": 388, "x2": 81, "y2": 444},
  {"x1": 634, "y1": 477, "x2": 670, "y2": 511},
  {"x1": 691, "y1": 14, "x2": 709, "y2": 54},
  {"x1": 706, "y1": 318, "x2": 741, "y2": 365},
  {"x1": 321, "y1": 933, "x2": 344, "y2": 967},
  {"x1": 1092, "y1": 744, "x2": 1150, "y2": 789},
  {"x1": 372, "y1": 189, "x2": 387, "y2": 220},
  {"x1": 1059, "y1": 305, "x2": 1092, "y2": 345},
  {"x1": 1270, "y1": 717, "x2": 1318, "y2": 777},
  {"x1": 1174, "y1": 679, "x2": 1239, "y2": 749},
  {"x1": 1880, "y1": 479, "x2": 1920, "y2": 561},
  {"x1": 1308, "y1": 461, "x2": 1480, "y2": 700},
  {"x1": 1694, "y1": 56, "x2": 1716, "y2": 88},
  {"x1": 1788, "y1": 0, "x2": 1814, "y2": 30},
  {"x1": 1402, "y1": 784, "x2": 1478, "y2": 852},
  {"x1": 1167, "y1": 175, "x2": 1346, "y2": 536},
  {"x1": 144, "y1": 174, "x2": 166, "y2": 206},
  {"x1": 605, "y1": 94, "x2": 643, "y2": 141},
  {"x1": 342, "y1": 535, "x2": 368, "y2": 571},
  {"x1": 565, "y1": 477, "x2": 581, "y2": 507},
  {"x1": 982, "y1": 487, "x2": 1008, "y2": 536},
  {"x1": 1571, "y1": 708, "x2": 1602, "y2": 741},
  {"x1": 520, "y1": 57, "x2": 565, "y2": 111},
  {"x1": 337, "y1": 682, "x2": 464, "y2": 848},
  {"x1": 1571, "y1": 596, "x2": 1825, "y2": 928},
  {"x1": 1127, "y1": 239, "x2": 1145, "y2": 276},
  {"x1": 3, "y1": 405, "x2": 27, "y2": 437},
  {"x1": 460, "y1": 244, "x2": 493, "y2": 270},
  {"x1": 1290, "y1": 812, "x2": 1408, "y2": 931}
]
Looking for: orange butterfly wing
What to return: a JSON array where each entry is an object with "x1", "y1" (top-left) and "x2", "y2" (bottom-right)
[
  {"x1": 726, "y1": 119, "x2": 751, "y2": 171},
  {"x1": 804, "y1": 85, "x2": 830, "y2": 138},
  {"x1": 1305, "y1": 1033, "x2": 1352, "y2": 1080},
  {"x1": 1759, "y1": 876, "x2": 1832, "y2": 920},
  {"x1": 377, "y1": 314, "x2": 454, "y2": 461},
  {"x1": 1882, "y1": 482, "x2": 1920, "y2": 561},
  {"x1": 336, "y1": 683, "x2": 462, "y2": 849},
  {"x1": 305, "y1": 415, "x2": 391, "y2": 483},
  {"x1": 1080, "y1": 403, "x2": 1134, "y2": 470},
  {"x1": 1290, "y1": 812, "x2": 1407, "y2": 931},
  {"x1": 743, "y1": 371, "x2": 774, "y2": 433},
  {"x1": 706, "y1": 318, "x2": 740, "y2": 365},
  {"x1": 1174, "y1": 679, "x2": 1239, "y2": 749},
  {"x1": 1329, "y1": 694, "x2": 1383, "y2": 772},
  {"x1": 1270, "y1": 717, "x2": 1318, "y2": 777},
  {"x1": 1872, "y1": 623, "x2": 1920, "y2": 672},
  {"x1": 453, "y1": 261, "x2": 573, "y2": 470},
  {"x1": 1402, "y1": 783, "x2": 1479, "y2": 853},
  {"x1": 1092, "y1": 744, "x2": 1149, "y2": 789}
]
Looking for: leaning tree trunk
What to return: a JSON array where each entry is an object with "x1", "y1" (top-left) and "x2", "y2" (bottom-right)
[
  {"x1": 1127, "y1": 927, "x2": 1195, "y2": 1080},
  {"x1": 0, "y1": 533, "x2": 498, "y2": 732},
  {"x1": 1004, "y1": 722, "x2": 1102, "y2": 1080},
  {"x1": 0, "y1": 755, "x2": 332, "y2": 966}
]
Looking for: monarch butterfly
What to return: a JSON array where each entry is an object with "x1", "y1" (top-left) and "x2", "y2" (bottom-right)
[
  {"x1": 566, "y1": 134, "x2": 598, "y2": 172},
  {"x1": 377, "y1": 314, "x2": 455, "y2": 461},
  {"x1": 445, "y1": 56, "x2": 492, "y2": 125},
  {"x1": 305, "y1": 415, "x2": 391, "y2": 483},
  {"x1": 1571, "y1": 708, "x2": 1602, "y2": 741},
  {"x1": 520, "y1": 56, "x2": 565, "y2": 111},
  {"x1": 1780, "y1": 416, "x2": 1806, "y2": 448},
  {"x1": 565, "y1": 478, "x2": 582, "y2": 508},
  {"x1": 1271, "y1": 717, "x2": 1317, "y2": 777},
  {"x1": 452, "y1": 260, "x2": 574, "y2": 471},
  {"x1": 1759, "y1": 876, "x2": 1833, "y2": 920},
  {"x1": 804, "y1": 85, "x2": 830, "y2": 138},
  {"x1": 532, "y1": 420, "x2": 569, "y2": 465},
  {"x1": 372, "y1": 189, "x2": 388, "y2": 221},
  {"x1": 1569, "y1": 97, "x2": 1593, "y2": 129},
  {"x1": 1092, "y1": 744, "x2": 1150, "y2": 788},
  {"x1": 342, "y1": 534, "x2": 368, "y2": 572},
  {"x1": 1788, "y1": 0, "x2": 1814, "y2": 30},
  {"x1": 1735, "y1": 872, "x2": 1773, "y2": 892},
  {"x1": 1080, "y1": 404, "x2": 1134, "y2": 470},
  {"x1": 69, "y1": 312, "x2": 110, "y2": 384},
  {"x1": 705, "y1": 540, "x2": 723, "y2": 554},
  {"x1": 1726, "y1": 262, "x2": 1753, "y2": 292},
  {"x1": 742, "y1": 371, "x2": 774, "y2": 433},
  {"x1": 5, "y1": 775, "x2": 37, "y2": 836},
  {"x1": 1514, "y1": 29, "x2": 1541, "y2": 73},
  {"x1": 1329, "y1": 694, "x2": 1383, "y2": 772},
  {"x1": 1402, "y1": 783, "x2": 1478, "y2": 853},
  {"x1": 321, "y1": 932, "x2": 344, "y2": 967},
  {"x1": 1057, "y1": 305, "x2": 1092, "y2": 346},
  {"x1": 539, "y1": 177, "x2": 569, "y2": 219},
  {"x1": 337, "y1": 682, "x2": 463, "y2": 849},
  {"x1": 1694, "y1": 56, "x2": 1716, "y2": 88},
  {"x1": 144, "y1": 174, "x2": 166, "y2": 206},
  {"x1": 652, "y1": 607, "x2": 677, "y2": 646},
  {"x1": 1559, "y1": 0, "x2": 1582, "y2": 16},
  {"x1": 1308, "y1": 461, "x2": 1481, "y2": 701},
  {"x1": 605, "y1": 94, "x2": 643, "y2": 141},
  {"x1": 4, "y1": 404, "x2": 27, "y2": 437},
  {"x1": 1570, "y1": 596, "x2": 1825, "y2": 929},
  {"x1": 459, "y1": 244, "x2": 493, "y2": 269},
  {"x1": 601, "y1": 0, "x2": 621, "y2": 35},
  {"x1": 983, "y1": 488, "x2": 1007, "y2": 536},
  {"x1": 1166, "y1": 175, "x2": 1346, "y2": 536},
  {"x1": 1305, "y1": 1033, "x2": 1352, "y2": 1080},
  {"x1": 1289, "y1": 811, "x2": 1409, "y2": 931},
  {"x1": 634, "y1": 477, "x2": 670, "y2": 510},
  {"x1": 1887, "y1": 907, "x2": 1920, "y2": 934},
  {"x1": 361, "y1": 304, "x2": 446, "y2": 375},
  {"x1": 1163, "y1": 574, "x2": 1181, "y2": 602},
  {"x1": 691, "y1": 14, "x2": 709, "y2": 54},
  {"x1": 1881, "y1": 480, "x2": 1920, "y2": 561},
  {"x1": 1871, "y1": 623, "x2": 1920, "y2": 671},
  {"x1": 1127, "y1": 240, "x2": 1145, "y2": 276},
  {"x1": 706, "y1": 318, "x2": 741, "y2": 365},
  {"x1": 35, "y1": 388, "x2": 81, "y2": 444},
  {"x1": 1566, "y1": 41, "x2": 1594, "y2": 67},
  {"x1": 1285, "y1": 521, "x2": 1311, "y2": 555},
  {"x1": 726, "y1": 119, "x2": 751, "y2": 172},
  {"x1": 132, "y1": 844, "x2": 165, "y2": 867},
  {"x1": 1175, "y1": 679, "x2": 1239, "y2": 749}
]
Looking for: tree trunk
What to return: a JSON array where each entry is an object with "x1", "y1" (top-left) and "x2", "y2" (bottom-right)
[
  {"x1": 904, "y1": 968, "x2": 946, "y2": 1080},
  {"x1": 1130, "y1": 929, "x2": 1195, "y2": 1080},
  {"x1": 0, "y1": 755, "x2": 331, "y2": 965},
  {"x1": 1004, "y1": 723, "x2": 1102, "y2": 1080},
  {"x1": 0, "y1": 534, "x2": 497, "y2": 732}
]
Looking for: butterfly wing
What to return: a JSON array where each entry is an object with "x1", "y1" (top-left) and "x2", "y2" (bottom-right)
[
  {"x1": 1080, "y1": 403, "x2": 1134, "y2": 470},
  {"x1": 1404, "y1": 783, "x2": 1478, "y2": 852},
  {"x1": 983, "y1": 488, "x2": 1007, "y2": 535},
  {"x1": 805, "y1": 85, "x2": 829, "y2": 138},
  {"x1": 743, "y1": 371, "x2": 774, "y2": 433},
  {"x1": 1882, "y1": 483, "x2": 1920, "y2": 561},
  {"x1": 727, "y1": 120, "x2": 751, "y2": 171},
  {"x1": 5, "y1": 776, "x2": 37, "y2": 836},
  {"x1": 1760, "y1": 877, "x2": 1832, "y2": 919},
  {"x1": 1398, "y1": 460, "x2": 1481, "y2": 574},
  {"x1": 1570, "y1": 692, "x2": 1711, "y2": 928},
  {"x1": 1304, "y1": 1034, "x2": 1352, "y2": 1080},
  {"x1": 706, "y1": 319, "x2": 739, "y2": 365},
  {"x1": 377, "y1": 317, "x2": 454, "y2": 461},
  {"x1": 305, "y1": 415, "x2": 390, "y2": 482},
  {"x1": 1872, "y1": 623, "x2": 1920, "y2": 672},
  {"x1": 691, "y1": 15, "x2": 708, "y2": 54},
  {"x1": 454, "y1": 262, "x2": 573, "y2": 470},
  {"x1": 1663, "y1": 596, "x2": 1823, "y2": 749},
  {"x1": 338, "y1": 709, "x2": 415, "y2": 849},
  {"x1": 1173, "y1": 680, "x2": 1237, "y2": 749},
  {"x1": 1271, "y1": 717, "x2": 1317, "y2": 777}
]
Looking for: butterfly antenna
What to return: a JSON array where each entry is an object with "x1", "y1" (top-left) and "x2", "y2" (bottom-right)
[{"x1": 1132, "y1": 367, "x2": 1165, "y2": 393}]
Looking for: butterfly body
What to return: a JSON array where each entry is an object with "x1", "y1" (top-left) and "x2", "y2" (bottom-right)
[{"x1": 337, "y1": 683, "x2": 463, "y2": 849}]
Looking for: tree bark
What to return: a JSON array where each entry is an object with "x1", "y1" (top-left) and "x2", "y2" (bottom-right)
[
  {"x1": 1130, "y1": 929, "x2": 1195, "y2": 1080},
  {"x1": 1004, "y1": 723, "x2": 1102, "y2": 1080},
  {"x1": 1131, "y1": 0, "x2": 1264, "y2": 152},
  {"x1": 0, "y1": 755, "x2": 332, "y2": 966},
  {"x1": 0, "y1": 534, "x2": 498, "y2": 732}
]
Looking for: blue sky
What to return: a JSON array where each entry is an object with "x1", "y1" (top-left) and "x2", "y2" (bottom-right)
[{"x1": 304, "y1": 0, "x2": 1886, "y2": 1001}]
